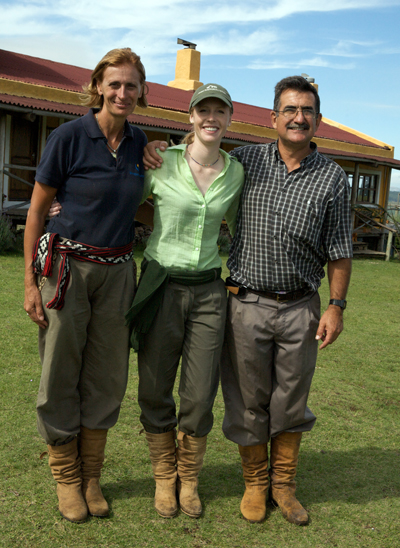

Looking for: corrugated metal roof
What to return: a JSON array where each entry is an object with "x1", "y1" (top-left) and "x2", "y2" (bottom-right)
[
  {"x1": 319, "y1": 147, "x2": 400, "y2": 168},
  {"x1": 0, "y1": 49, "x2": 89, "y2": 92},
  {"x1": 0, "y1": 93, "x2": 88, "y2": 116},
  {"x1": 0, "y1": 48, "x2": 393, "y2": 153}
]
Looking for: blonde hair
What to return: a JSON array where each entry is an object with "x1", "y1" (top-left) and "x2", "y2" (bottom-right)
[
  {"x1": 181, "y1": 131, "x2": 195, "y2": 145},
  {"x1": 82, "y1": 47, "x2": 148, "y2": 108}
]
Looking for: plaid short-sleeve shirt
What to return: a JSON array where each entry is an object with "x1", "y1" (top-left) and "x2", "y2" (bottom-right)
[{"x1": 228, "y1": 141, "x2": 353, "y2": 292}]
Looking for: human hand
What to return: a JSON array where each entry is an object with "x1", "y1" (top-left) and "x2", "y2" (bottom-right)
[
  {"x1": 316, "y1": 305, "x2": 343, "y2": 349},
  {"x1": 143, "y1": 140, "x2": 168, "y2": 170},
  {"x1": 48, "y1": 198, "x2": 62, "y2": 219},
  {"x1": 24, "y1": 281, "x2": 48, "y2": 329}
]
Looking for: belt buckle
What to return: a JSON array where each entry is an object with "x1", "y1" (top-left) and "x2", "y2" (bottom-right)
[{"x1": 276, "y1": 293, "x2": 289, "y2": 303}]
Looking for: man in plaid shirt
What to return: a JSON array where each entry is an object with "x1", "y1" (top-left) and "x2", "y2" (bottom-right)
[{"x1": 221, "y1": 76, "x2": 352, "y2": 525}]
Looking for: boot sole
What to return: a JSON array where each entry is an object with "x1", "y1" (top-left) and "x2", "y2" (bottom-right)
[
  {"x1": 155, "y1": 508, "x2": 179, "y2": 518},
  {"x1": 271, "y1": 497, "x2": 309, "y2": 525},
  {"x1": 241, "y1": 514, "x2": 265, "y2": 524},
  {"x1": 59, "y1": 510, "x2": 87, "y2": 523},
  {"x1": 180, "y1": 506, "x2": 202, "y2": 518}
]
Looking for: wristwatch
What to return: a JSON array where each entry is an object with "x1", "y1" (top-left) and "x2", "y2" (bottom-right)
[{"x1": 329, "y1": 299, "x2": 347, "y2": 310}]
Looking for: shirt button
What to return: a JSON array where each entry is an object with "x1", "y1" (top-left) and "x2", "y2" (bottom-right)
[
  {"x1": 195, "y1": 247, "x2": 199, "y2": 251},
  {"x1": 201, "y1": 204, "x2": 205, "y2": 208},
  {"x1": 199, "y1": 225, "x2": 202, "y2": 228}
]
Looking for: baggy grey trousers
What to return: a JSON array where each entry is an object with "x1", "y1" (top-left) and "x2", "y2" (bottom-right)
[
  {"x1": 37, "y1": 257, "x2": 135, "y2": 445},
  {"x1": 138, "y1": 278, "x2": 227, "y2": 438},
  {"x1": 220, "y1": 290, "x2": 320, "y2": 446}
]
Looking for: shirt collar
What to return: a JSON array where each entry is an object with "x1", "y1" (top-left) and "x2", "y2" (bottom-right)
[
  {"x1": 171, "y1": 143, "x2": 232, "y2": 165},
  {"x1": 273, "y1": 139, "x2": 318, "y2": 166},
  {"x1": 82, "y1": 108, "x2": 135, "y2": 140}
]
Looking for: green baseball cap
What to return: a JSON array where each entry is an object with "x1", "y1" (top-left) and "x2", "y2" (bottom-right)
[{"x1": 189, "y1": 83, "x2": 233, "y2": 112}]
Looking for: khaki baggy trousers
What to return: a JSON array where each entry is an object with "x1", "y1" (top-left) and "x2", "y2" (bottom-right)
[
  {"x1": 138, "y1": 278, "x2": 227, "y2": 438},
  {"x1": 221, "y1": 290, "x2": 320, "y2": 446},
  {"x1": 37, "y1": 256, "x2": 135, "y2": 445}
]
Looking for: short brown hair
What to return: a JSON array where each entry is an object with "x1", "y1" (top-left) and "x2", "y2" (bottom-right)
[
  {"x1": 273, "y1": 75, "x2": 320, "y2": 114},
  {"x1": 82, "y1": 47, "x2": 148, "y2": 108}
]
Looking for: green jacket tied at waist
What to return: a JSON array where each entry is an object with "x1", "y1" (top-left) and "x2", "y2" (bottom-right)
[{"x1": 125, "y1": 259, "x2": 222, "y2": 351}]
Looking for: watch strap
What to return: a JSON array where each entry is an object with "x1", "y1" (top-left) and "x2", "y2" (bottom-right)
[{"x1": 329, "y1": 299, "x2": 347, "y2": 310}]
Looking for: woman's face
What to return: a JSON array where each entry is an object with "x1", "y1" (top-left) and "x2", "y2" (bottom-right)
[
  {"x1": 190, "y1": 98, "x2": 232, "y2": 146},
  {"x1": 97, "y1": 63, "x2": 143, "y2": 119}
]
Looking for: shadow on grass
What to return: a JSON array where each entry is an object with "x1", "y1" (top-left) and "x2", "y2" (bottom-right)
[{"x1": 104, "y1": 446, "x2": 400, "y2": 508}]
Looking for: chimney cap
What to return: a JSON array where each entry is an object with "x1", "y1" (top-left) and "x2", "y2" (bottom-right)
[
  {"x1": 177, "y1": 38, "x2": 197, "y2": 50},
  {"x1": 301, "y1": 72, "x2": 315, "y2": 84}
]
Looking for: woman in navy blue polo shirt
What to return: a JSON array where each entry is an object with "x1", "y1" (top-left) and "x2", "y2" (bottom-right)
[{"x1": 23, "y1": 48, "x2": 151, "y2": 523}]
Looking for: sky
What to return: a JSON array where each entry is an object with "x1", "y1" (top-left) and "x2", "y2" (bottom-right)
[{"x1": 1, "y1": 0, "x2": 400, "y2": 188}]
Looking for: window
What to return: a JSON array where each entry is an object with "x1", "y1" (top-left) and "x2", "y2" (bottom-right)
[{"x1": 346, "y1": 172, "x2": 379, "y2": 204}]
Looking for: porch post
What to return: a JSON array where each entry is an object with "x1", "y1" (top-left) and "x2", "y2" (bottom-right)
[
  {"x1": 350, "y1": 162, "x2": 359, "y2": 230},
  {"x1": 0, "y1": 113, "x2": 6, "y2": 214}
]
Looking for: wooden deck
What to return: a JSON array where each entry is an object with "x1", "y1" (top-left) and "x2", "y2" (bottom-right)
[{"x1": 353, "y1": 249, "x2": 386, "y2": 259}]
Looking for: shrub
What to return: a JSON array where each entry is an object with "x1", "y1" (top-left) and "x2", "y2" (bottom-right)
[{"x1": 0, "y1": 214, "x2": 23, "y2": 253}]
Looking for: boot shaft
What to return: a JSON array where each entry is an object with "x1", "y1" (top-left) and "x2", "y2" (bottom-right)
[
  {"x1": 145, "y1": 430, "x2": 177, "y2": 481},
  {"x1": 47, "y1": 438, "x2": 81, "y2": 485},
  {"x1": 176, "y1": 431, "x2": 207, "y2": 481},
  {"x1": 238, "y1": 443, "x2": 269, "y2": 487},
  {"x1": 270, "y1": 432, "x2": 302, "y2": 486},
  {"x1": 79, "y1": 426, "x2": 108, "y2": 481}
]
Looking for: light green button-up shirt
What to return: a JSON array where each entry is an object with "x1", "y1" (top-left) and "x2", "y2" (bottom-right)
[{"x1": 141, "y1": 144, "x2": 244, "y2": 272}]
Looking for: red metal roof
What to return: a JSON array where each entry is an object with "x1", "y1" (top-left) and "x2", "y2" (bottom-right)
[
  {"x1": 0, "y1": 93, "x2": 89, "y2": 116},
  {"x1": 0, "y1": 48, "x2": 393, "y2": 154},
  {"x1": 0, "y1": 49, "x2": 89, "y2": 92},
  {"x1": 319, "y1": 147, "x2": 400, "y2": 168}
]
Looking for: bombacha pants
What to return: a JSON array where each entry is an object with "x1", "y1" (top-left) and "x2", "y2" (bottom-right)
[
  {"x1": 138, "y1": 278, "x2": 227, "y2": 438},
  {"x1": 220, "y1": 290, "x2": 320, "y2": 446},
  {"x1": 36, "y1": 256, "x2": 135, "y2": 446}
]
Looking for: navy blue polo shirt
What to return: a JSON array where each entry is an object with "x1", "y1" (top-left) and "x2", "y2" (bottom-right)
[{"x1": 36, "y1": 109, "x2": 147, "y2": 247}]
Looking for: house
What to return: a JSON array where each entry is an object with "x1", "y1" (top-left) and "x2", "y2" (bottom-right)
[{"x1": 1, "y1": 44, "x2": 399, "y2": 257}]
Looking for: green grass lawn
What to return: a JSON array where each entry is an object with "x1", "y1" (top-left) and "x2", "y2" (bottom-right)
[{"x1": 0, "y1": 253, "x2": 399, "y2": 548}]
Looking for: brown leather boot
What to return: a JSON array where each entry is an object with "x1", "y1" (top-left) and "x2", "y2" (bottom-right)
[
  {"x1": 238, "y1": 444, "x2": 269, "y2": 523},
  {"x1": 270, "y1": 432, "x2": 308, "y2": 525},
  {"x1": 146, "y1": 431, "x2": 178, "y2": 518},
  {"x1": 47, "y1": 438, "x2": 88, "y2": 523},
  {"x1": 79, "y1": 427, "x2": 109, "y2": 517},
  {"x1": 176, "y1": 431, "x2": 207, "y2": 518}
]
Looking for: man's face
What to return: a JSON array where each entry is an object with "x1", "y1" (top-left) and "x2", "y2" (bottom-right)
[{"x1": 270, "y1": 89, "x2": 322, "y2": 150}]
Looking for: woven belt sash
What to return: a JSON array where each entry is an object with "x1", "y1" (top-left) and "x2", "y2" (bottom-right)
[{"x1": 32, "y1": 232, "x2": 133, "y2": 310}]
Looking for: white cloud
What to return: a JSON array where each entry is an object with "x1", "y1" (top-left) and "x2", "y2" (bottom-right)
[
  {"x1": 1, "y1": 0, "x2": 399, "y2": 78},
  {"x1": 248, "y1": 57, "x2": 355, "y2": 70},
  {"x1": 3, "y1": 0, "x2": 400, "y2": 37},
  {"x1": 198, "y1": 29, "x2": 285, "y2": 56}
]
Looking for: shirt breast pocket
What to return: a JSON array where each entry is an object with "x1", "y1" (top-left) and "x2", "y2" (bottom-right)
[{"x1": 284, "y1": 198, "x2": 324, "y2": 246}]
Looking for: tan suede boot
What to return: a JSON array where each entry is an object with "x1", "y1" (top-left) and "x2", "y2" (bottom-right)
[
  {"x1": 146, "y1": 430, "x2": 178, "y2": 518},
  {"x1": 238, "y1": 444, "x2": 269, "y2": 523},
  {"x1": 47, "y1": 438, "x2": 88, "y2": 523},
  {"x1": 176, "y1": 431, "x2": 207, "y2": 518},
  {"x1": 79, "y1": 426, "x2": 109, "y2": 517},
  {"x1": 270, "y1": 432, "x2": 308, "y2": 525}
]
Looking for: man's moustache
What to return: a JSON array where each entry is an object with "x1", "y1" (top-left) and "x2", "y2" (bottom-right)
[{"x1": 287, "y1": 123, "x2": 310, "y2": 130}]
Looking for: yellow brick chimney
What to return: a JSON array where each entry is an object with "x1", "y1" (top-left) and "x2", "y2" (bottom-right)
[{"x1": 168, "y1": 39, "x2": 203, "y2": 91}]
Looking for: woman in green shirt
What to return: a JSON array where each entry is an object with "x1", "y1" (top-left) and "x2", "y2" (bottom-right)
[
  {"x1": 50, "y1": 83, "x2": 244, "y2": 520},
  {"x1": 134, "y1": 84, "x2": 244, "y2": 519}
]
